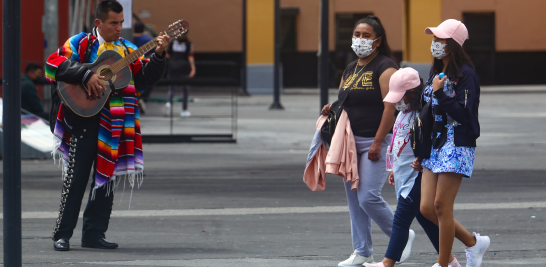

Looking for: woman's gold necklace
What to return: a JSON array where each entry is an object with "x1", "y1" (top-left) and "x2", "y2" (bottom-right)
[{"x1": 343, "y1": 52, "x2": 378, "y2": 90}]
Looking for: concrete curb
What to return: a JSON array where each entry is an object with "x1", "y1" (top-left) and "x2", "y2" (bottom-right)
[{"x1": 283, "y1": 85, "x2": 546, "y2": 95}]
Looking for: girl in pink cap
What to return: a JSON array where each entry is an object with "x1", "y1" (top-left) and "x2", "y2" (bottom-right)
[
  {"x1": 412, "y1": 19, "x2": 490, "y2": 267},
  {"x1": 365, "y1": 68, "x2": 460, "y2": 267}
]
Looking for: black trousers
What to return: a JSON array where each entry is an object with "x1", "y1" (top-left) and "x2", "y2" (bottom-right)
[{"x1": 52, "y1": 110, "x2": 115, "y2": 241}]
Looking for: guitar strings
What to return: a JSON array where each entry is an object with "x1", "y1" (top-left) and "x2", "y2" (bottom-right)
[{"x1": 105, "y1": 23, "x2": 184, "y2": 77}]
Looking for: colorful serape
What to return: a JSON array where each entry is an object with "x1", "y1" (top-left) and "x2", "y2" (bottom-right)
[{"x1": 47, "y1": 32, "x2": 149, "y2": 192}]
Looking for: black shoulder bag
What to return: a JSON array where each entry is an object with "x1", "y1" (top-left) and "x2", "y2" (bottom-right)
[
  {"x1": 409, "y1": 78, "x2": 434, "y2": 159},
  {"x1": 320, "y1": 87, "x2": 349, "y2": 145}
]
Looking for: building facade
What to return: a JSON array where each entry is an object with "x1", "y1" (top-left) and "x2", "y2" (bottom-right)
[
  {"x1": 133, "y1": 0, "x2": 546, "y2": 88},
  {"x1": 2, "y1": 0, "x2": 544, "y2": 94}
]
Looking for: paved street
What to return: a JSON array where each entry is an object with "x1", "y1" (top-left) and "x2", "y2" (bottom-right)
[{"x1": 1, "y1": 86, "x2": 545, "y2": 266}]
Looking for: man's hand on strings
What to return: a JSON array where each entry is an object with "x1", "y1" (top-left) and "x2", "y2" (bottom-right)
[
  {"x1": 86, "y1": 74, "x2": 106, "y2": 100},
  {"x1": 155, "y1": 32, "x2": 170, "y2": 55}
]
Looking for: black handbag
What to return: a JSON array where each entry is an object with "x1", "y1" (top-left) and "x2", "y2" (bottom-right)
[
  {"x1": 320, "y1": 87, "x2": 349, "y2": 145},
  {"x1": 410, "y1": 82, "x2": 434, "y2": 159}
]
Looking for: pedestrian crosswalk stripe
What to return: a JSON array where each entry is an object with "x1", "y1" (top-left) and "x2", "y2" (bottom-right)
[{"x1": 4, "y1": 201, "x2": 546, "y2": 220}]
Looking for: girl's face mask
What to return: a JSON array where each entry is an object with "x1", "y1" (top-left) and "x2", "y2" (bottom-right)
[
  {"x1": 351, "y1": 38, "x2": 378, "y2": 58},
  {"x1": 395, "y1": 98, "x2": 411, "y2": 112},
  {"x1": 431, "y1": 40, "x2": 450, "y2": 59}
]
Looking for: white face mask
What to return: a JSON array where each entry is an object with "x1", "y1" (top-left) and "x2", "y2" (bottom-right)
[
  {"x1": 351, "y1": 38, "x2": 378, "y2": 58},
  {"x1": 431, "y1": 41, "x2": 449, "y2": 59},
  {"x1": 395, "y1": 98, "x2": 410, "y2": 112}
]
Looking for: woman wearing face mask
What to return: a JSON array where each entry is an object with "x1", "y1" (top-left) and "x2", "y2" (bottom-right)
[
  {"x1": 321, "y1": 15, "x2": 401, "y2": 267},
  {"x1": 411, "y1": 19, "x2": 489, "y2": 267}
]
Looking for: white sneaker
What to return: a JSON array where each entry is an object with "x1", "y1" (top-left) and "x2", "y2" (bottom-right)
[
  {"x1": 338, "y1": 251, "x2": 374, "y2": 266},
  {"x1": 164, "y1": 102, "x2": 171, "y2": 116},
  {"x1": 396, "y1": 229, "x2": 415, "y2": 264},
  {"x1": 430, "y1": 255, "x2": 460, "y2": 267},
  {"x1": 363, "y1": 262, "x2": 384, "y2": 267},
  {"x1": 449, "y1": 256, "x2": 461, "y2": 267},
  {"x1": 464, "y1": 232, "x2": 490, "y2": 267},
  {"x1": 180, "y1": 110, "x2": 191, "y2": 117}
]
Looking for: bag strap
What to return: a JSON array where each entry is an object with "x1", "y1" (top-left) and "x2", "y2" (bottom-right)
[
  {"x1": 338, "y1": 82, "x2": 350, "y2": 102},
  {"x1": 425, "y1": 72, "x2": 435, "y2": 85},
  {"x1": 82, "y1": 33, "x2": 94, "y2": 63},
  {"x1": 119, "y1": 39, "x2": 131, "y2": 58}
]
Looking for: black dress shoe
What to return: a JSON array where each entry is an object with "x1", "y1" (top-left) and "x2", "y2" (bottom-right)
[
  {"x1": 81, "y1": 238, "x2": 118, "y2": 249},
  {"x1": 53, "y1": 238, "x2": 70, "y2": 251}
]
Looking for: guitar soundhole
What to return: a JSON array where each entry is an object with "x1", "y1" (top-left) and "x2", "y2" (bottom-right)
[
  {"x1": 97, "y1": 65, "x2": 116, "y2": 84},
  {"x1": 99, "y1": 68, "x2": 112, "y2": 78}
]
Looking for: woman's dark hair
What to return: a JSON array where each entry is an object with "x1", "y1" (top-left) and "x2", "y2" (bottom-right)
[
  {"x1": 430, "y1": 38, "x2": 475, "y2": 80},
  {"x1": 405, "y1": 79, "x2": 424, "y2": 112},
  {"x1": 96, "y1": 0, "x2": 123, "y2": 22},
  {"x1": 354, "y1": 15, "x2": 398, "y2": 66}
]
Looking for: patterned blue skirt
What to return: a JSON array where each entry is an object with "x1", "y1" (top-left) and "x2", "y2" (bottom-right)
[{"x1": 422, "y1": 124, "x2": 475, "y2": 178}]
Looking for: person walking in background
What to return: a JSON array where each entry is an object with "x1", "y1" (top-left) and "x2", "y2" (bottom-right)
[
  {"x1": 133, "y1": 21, "x2": 154, "y2": 58},
  {"x1": 165, "y1": 32, "x2": 196, "y2": 117},
  {"x1": 412, "y1": 19, "x2": 489, "y2": 267},
  {"x1": 21, "y1": 63, "x2": 48, "y2": 119},
  {"x1": 364, "y1": 68, "x2": 460, "y2": 267},
  {"x1": 320, "y1": 15, "x2": 405, "y2": 267},
  {"x1": 133, "y1": 21, "x2": 155, "y2": 114}
]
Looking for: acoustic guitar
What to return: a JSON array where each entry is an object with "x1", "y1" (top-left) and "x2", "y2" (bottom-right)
[{"x1": 57, "y1": 20, "x2": 189, "y2": 117}]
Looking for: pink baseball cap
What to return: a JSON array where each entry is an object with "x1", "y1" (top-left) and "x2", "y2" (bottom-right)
[
  {"x1": 425, "y1": 19, "x2": 469, "y2": 46},
  {"x1": 384, "y1": 68, "x2": 421, "y2": 103}
]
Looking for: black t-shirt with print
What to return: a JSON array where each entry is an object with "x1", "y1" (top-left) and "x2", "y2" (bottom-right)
[
  {"x1": 339, "y1": 54, "x2": 398, "y2": 137},
  {"x1": 167, "y1": 39, "x2": 194, "y2": 76}
]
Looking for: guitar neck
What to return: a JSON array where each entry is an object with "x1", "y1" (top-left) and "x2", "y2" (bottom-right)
[{"x1": 109, "y1": 38, "x2": 159, "y2": 74}]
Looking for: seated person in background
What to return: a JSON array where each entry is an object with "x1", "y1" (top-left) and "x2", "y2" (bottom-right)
[{"x1": 21, "y1": 63, "x2": 48, "y2": 119}]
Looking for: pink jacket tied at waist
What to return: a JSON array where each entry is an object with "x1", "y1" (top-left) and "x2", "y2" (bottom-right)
[{"x1": 303, "y1": 110, "x2": 359, "y2": 191}]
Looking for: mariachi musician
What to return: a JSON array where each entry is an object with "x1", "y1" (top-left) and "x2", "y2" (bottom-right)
[{"x1": 45, "y1": 0, "x2": 168, "y2": 251}]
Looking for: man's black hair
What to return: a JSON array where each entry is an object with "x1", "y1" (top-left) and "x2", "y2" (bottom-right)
[
  {"x1": 25, "y1": 63, "x2": 42, "y2": 74},
  {"x1": 96, "y1": 0, "x2": 123, "y2": 22},
  {"x1": 134, "y1": 22, "x2": 145, "y2": 33}
]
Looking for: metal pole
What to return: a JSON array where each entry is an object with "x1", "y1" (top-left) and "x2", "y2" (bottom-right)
[
  {"x1": 240, "y1": 0, "x2": 250, "y2": 96},
  {"x1": 3, "y1": 0, "x2": 23, "y2": 265},
  {"x1": 319, "y1": 0, "x2": 329, "y2": 112},
  {"x1": 43, "y1": 0, "x2": 59, "y2": 111},
  {"x1": 44, "y1": 0, "x2": 59, "y2": 61},
  {"x1": 269, "y1": 0, "x2": 284, "y2": 109}
]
